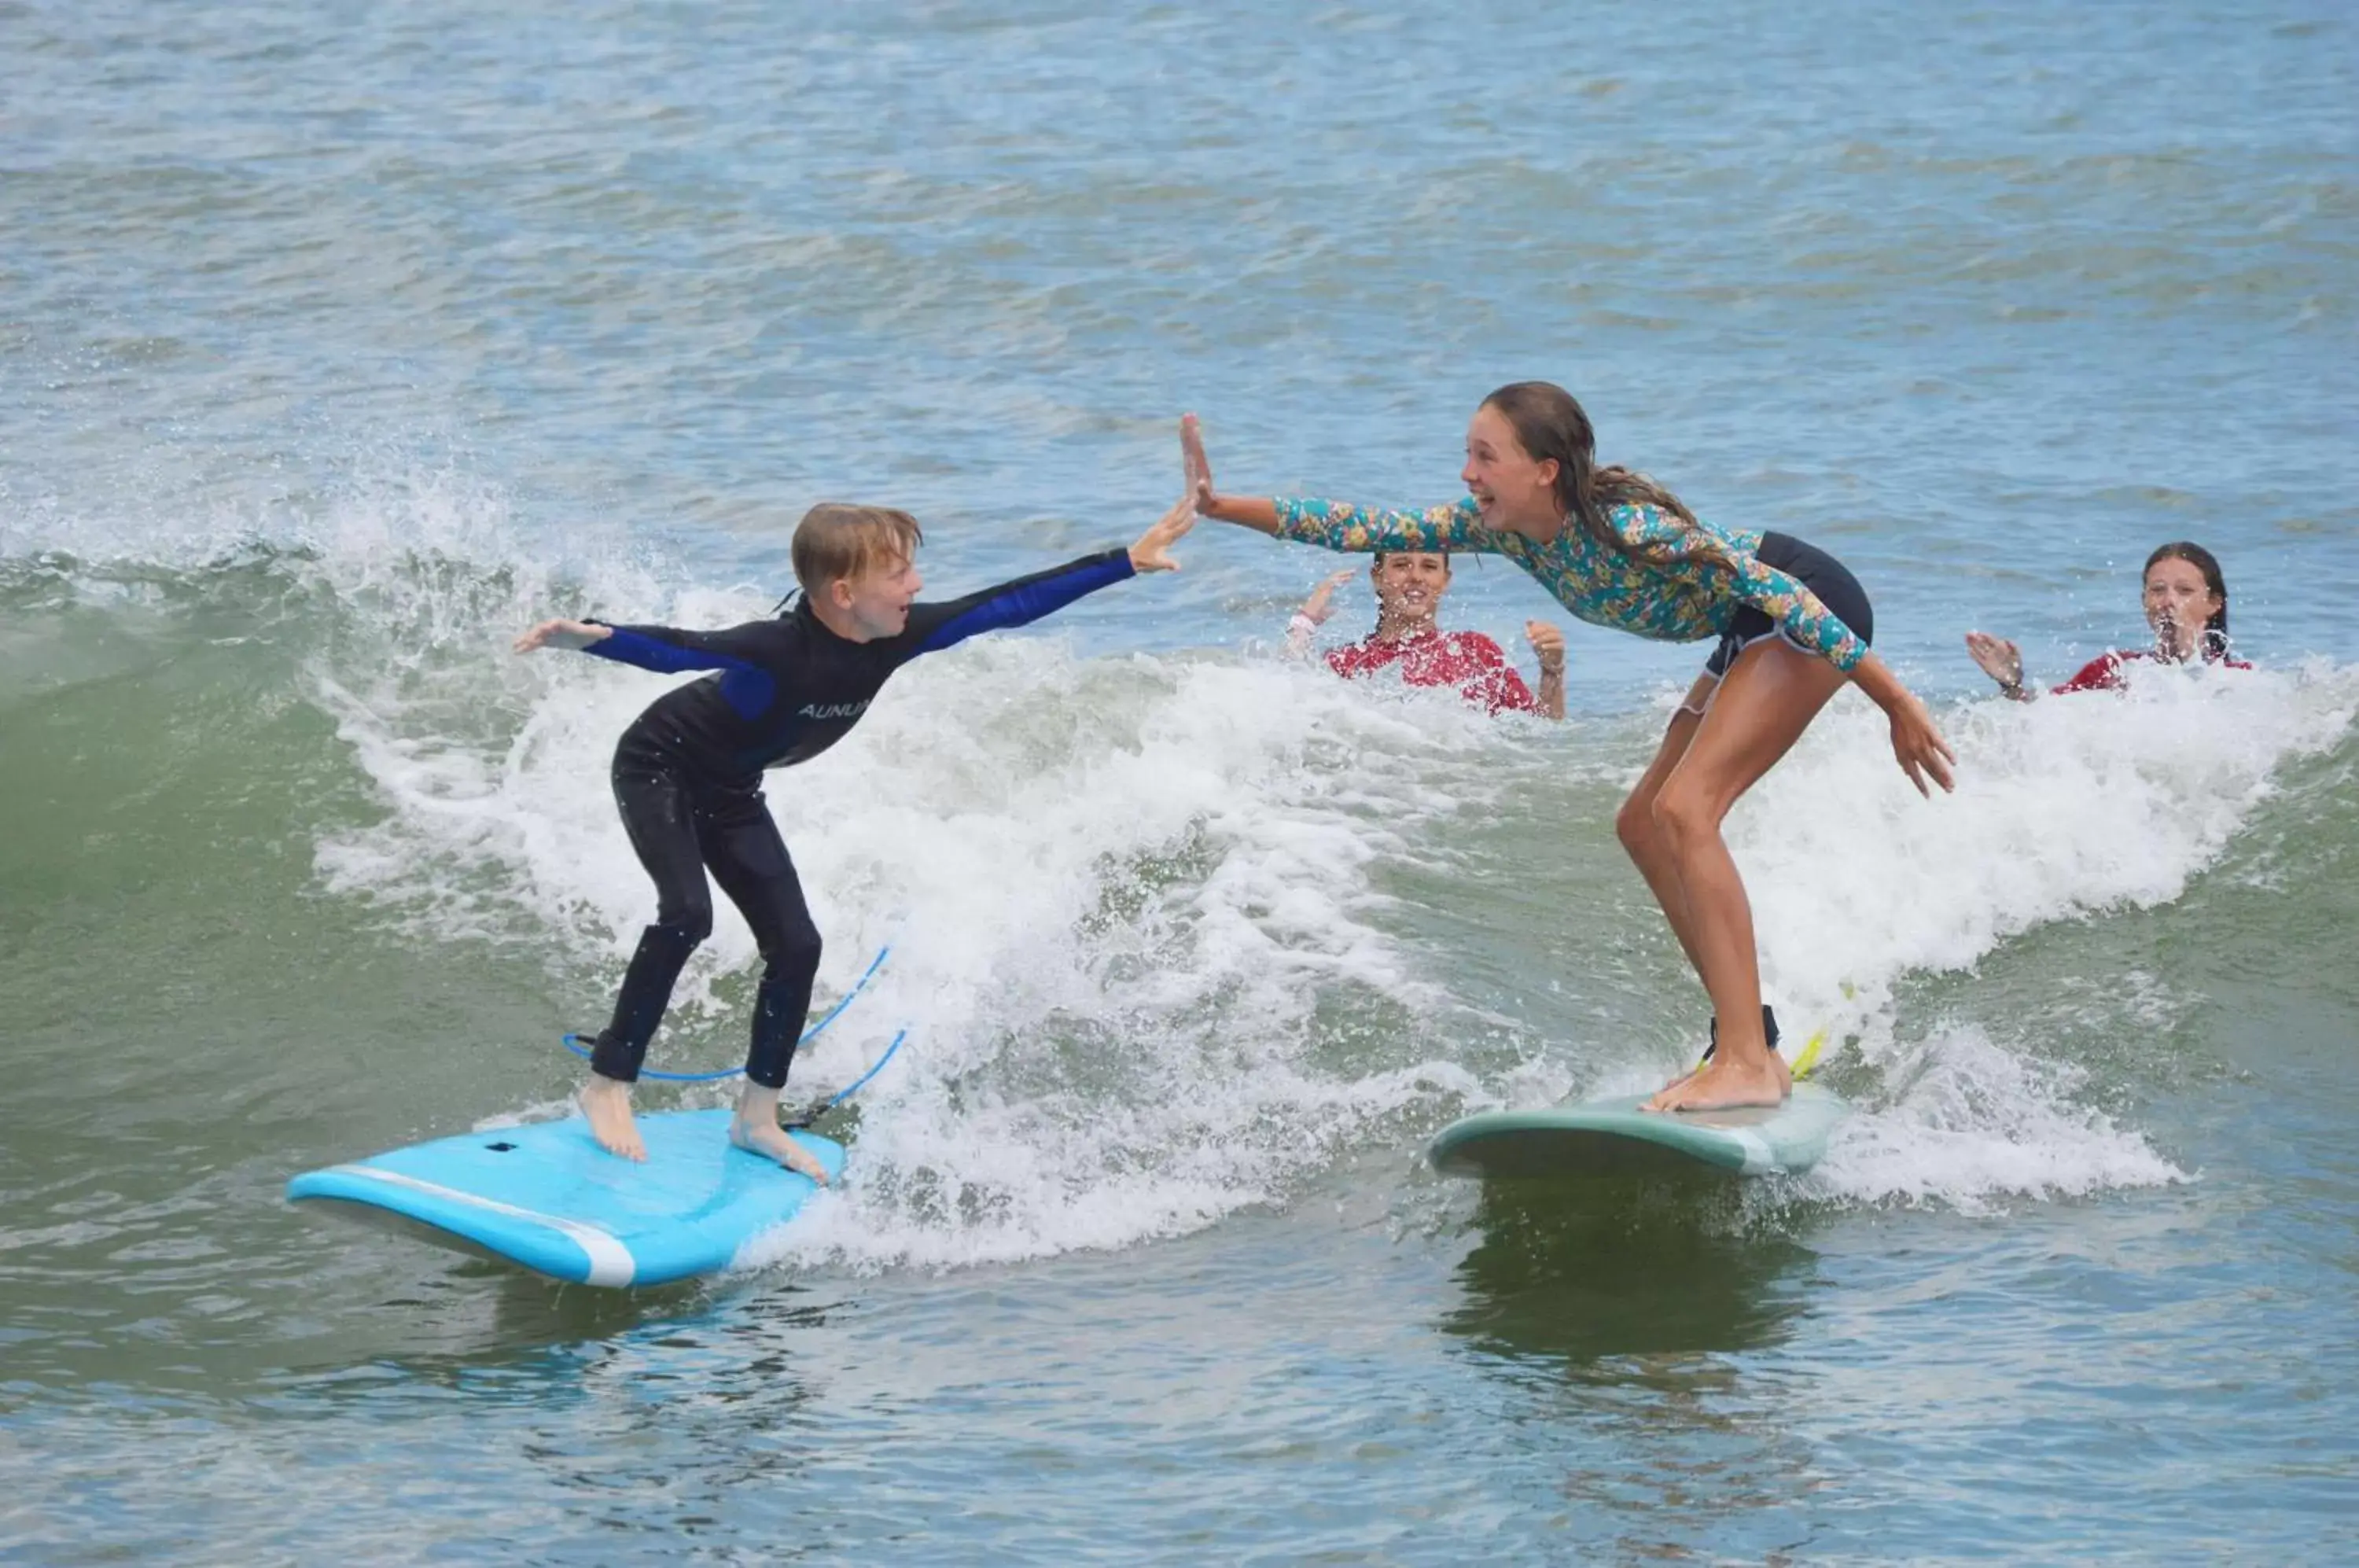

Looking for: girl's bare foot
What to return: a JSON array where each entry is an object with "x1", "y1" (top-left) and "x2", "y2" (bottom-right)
[
  {"x1": 580, "y1": 1075, "x2": 646, "y2": 1161},
  {"x1": 1643, "y1": 1053, "x2": 1787, "y2": 1113}
]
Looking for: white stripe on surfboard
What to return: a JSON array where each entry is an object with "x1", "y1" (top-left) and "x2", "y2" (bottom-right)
[{"x1": 322, "y1": 1164, "x2": 636, "y2": 1286}]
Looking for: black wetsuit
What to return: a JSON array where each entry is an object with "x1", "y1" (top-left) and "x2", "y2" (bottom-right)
[{"x1": 577, "y1": 547, "x2": 1136, "y2": 1088}]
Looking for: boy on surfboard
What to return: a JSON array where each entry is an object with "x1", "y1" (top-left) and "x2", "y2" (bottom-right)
[{"x1": 514, "y1": 497, "x2": 1197, "y2": 1180}]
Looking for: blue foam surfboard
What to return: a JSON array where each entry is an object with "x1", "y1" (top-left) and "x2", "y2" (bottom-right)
[
  {"x1": 1429, "y1": 1083, "x2": 1848, "y2": 1180},
  {"x1": 286, "y1": 1109, "x2": 842, "y2": 1286}
]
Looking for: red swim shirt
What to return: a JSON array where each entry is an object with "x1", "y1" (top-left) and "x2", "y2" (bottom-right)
[
  {"x1": 2053, "y1": 647, "x2": 2252, "y2": 694},
  {"x1": 1326, "y1": 630, "x2": 1537, "y2": 715}
]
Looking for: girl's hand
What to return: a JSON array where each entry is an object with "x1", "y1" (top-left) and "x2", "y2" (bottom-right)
[
  {"x1": 1964, "y1": 630, "x2": 2024, "y2": 690},
  {"x1": 514, "y1": 618, "x2": 612, "y2": 653},
  {"x1": 1181, "y1": 414, "x2": 1218, "y2": 515},
  {"x1": 1128, "y1": 496, "x2": 1197, "y2": 574},
  {"x1": 1525, "y1": 620, "x2": 1566, "y2": 672},
  {"x1": 1886, "y1": 690, "x2": 1958, "y2": 797},
  {"x1": 1178, "y1": 414, "x2": 1283, "y2": 535},
  {"x1": 1300, "y1": 569, "x2": 1356, "y2": 624}
]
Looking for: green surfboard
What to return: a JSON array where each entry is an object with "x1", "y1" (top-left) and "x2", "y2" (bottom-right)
[{"x1": 1429, "y1": 1083, "x2": 1848, "y2": 1180}]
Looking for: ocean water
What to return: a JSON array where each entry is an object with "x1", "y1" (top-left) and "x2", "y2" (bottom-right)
[{"x1": 4, "y1": 1, "x2": 2356, "y2": 1561}]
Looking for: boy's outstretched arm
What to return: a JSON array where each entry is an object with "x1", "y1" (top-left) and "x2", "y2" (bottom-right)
[
  {"x1": 900, "y1": 496, "x2": 1195, "y2": 657},
  {"x1": 513, "y1": 612, "x2": 782, "y2": 679},
  {"x1": 514, "y1": 618, "x2": 613, "y2": 653}
]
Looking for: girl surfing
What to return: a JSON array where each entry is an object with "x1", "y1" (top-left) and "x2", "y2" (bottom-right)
[{"x1": 1183, "y1": 384, "x2": 1955, "y2": 1112}]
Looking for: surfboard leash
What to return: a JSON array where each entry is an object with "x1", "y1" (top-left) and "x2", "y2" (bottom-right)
[
  {"x1": 783, "y1": 1028, "x2": 907, "y2": 1129},
  {"x1": 558, "y1": 944, "x2": 891, "y2": 1083},
  {"x1": 1691, "y1": 1029, "x2": 1829, "y2": 1082}
]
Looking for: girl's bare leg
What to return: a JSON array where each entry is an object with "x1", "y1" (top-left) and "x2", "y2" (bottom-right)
[{"x1": 1640, "y1": 639, "x2": 1846, "y2": 1113}]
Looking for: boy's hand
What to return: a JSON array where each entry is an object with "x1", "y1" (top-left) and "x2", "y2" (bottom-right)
[
  {"x1": 1525, "y1": 620, "x2": 1566, "y2": 672},
  {"x1": 1129, "y1": 496, "x2": 1196, "y2": 574},
  {"x1": 514, "y1": 618, "x2": 613, "y2": 653}
]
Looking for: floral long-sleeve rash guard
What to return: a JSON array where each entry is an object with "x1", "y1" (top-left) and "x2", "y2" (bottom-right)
[{"x1": 1272, "y1": 496, "x2": 1869, "y2": 672}]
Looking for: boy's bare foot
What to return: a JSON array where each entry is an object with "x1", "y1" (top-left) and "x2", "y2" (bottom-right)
[
  {"x1": 1643, "y1": 1052, "x2": 1788, "y2": 1113},
  {"x1": 729, "y1": 1115, "x2": 830, "y2": 1184},
  {"x1": 580, "y1": 1075, "x2": 645, "y2": 1161},
  {"x1": 729, "y1": 1081, "x2": 829, "y2": 1184}
]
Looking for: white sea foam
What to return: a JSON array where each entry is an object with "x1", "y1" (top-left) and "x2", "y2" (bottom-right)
[
  {"x1": 290, "y1": 478, "x2": 2359, "y2": 1247},
  {"x1": 300, "y1": 494, "x2": 1543, "y2": 1268},
  {"x1": 1805, "y1": 1023, "x2": 2188, "y2": 1212},
  {"x1": 1719, "y1": 658, "x2": 2354, "y2": 1205},
  {"x1": 1733, "y1": 658, "x2": 2358, "y2": 1042}
]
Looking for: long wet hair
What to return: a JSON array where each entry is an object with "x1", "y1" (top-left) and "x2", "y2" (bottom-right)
[
  {"x1": 1481, "y1": 381, "x2": 1694, "y2": 562},
  {"x1": 2146, "y1": 540, "x2": 2231, "y2": 660}
]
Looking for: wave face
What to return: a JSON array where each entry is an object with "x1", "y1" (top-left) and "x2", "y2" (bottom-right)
[
  {"x1": 5, "y1": 0, "x2": 2357, "y2": 1559},
  {"x1": 9, "y1": 488, "x2": 2352, "y2": 1273}
]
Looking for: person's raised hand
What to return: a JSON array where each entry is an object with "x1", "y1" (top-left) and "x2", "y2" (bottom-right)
[
  {"x1": 1963, "y1": 631, "x2": 2022, "y2": 689},
  {"x1": 1525, "y1": 620, "x2": 1566, "y2": 672},
  {"x1": 1181, "y1": 414, "x2": 1218, "y2": 515},
  {"x1": 1128, "y1": 495, "x2": 1197, "y2": 574},
  {"x1": 1301, "y1": 568, "x2": 1356, "y2": 624}
]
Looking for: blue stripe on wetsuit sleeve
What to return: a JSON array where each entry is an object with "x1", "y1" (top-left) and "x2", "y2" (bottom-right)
[
  {"x1": 579, "y1": 627, "x2": 744, "y2": 675},
  {"x1": 915, "y1": 553, "x2": 1136, "y2": 656},
  {"x1": 580, "y1": 627, "x2": 775, "y2": 717}
]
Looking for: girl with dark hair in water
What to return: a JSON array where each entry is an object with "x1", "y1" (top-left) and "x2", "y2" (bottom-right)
[
  {"x1": 1183, "y1": 383, "x2": 1955, "y2": 1113},
  {"x1": 1967, "y1": 543, "x2": 2248, "y2": 699}
]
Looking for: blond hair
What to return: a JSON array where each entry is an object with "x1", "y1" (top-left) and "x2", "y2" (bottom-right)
[{"x1": 790, "y1": 503, "x2": 923, "y2": 594}]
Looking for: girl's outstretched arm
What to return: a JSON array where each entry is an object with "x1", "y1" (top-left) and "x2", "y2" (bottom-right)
[
  {"x1": 1180, "y1": 414, "x2": 1496, "y2": 554},
  {"x1": 1183, "y1": 414, "x2": 1280, "y2": 533}
]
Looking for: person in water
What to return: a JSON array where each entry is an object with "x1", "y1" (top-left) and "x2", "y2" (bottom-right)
[
  {"x1": 513, "y1": 497, "x2": 1197, "y2": 1177},
  {"x1": 1287, "y1": 550, "x2": 1567, "y2": 719},
  {"x1": 1966, "y1": 542, "x2": 2247, "y2": 699},
  {"x1": 1183, "y1": 383, "x2": 1956, "y2": 1113}
]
